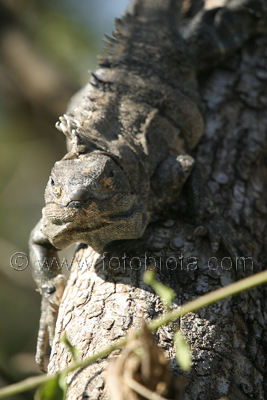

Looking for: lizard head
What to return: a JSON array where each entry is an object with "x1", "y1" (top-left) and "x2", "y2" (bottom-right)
[{"x1": 41, "y1": 153, "x2": 148, "y2": 252}]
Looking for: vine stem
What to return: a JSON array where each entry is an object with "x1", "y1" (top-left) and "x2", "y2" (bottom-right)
[{"x1": 0, "y1": 269, "x2": 267, "y2": 398}]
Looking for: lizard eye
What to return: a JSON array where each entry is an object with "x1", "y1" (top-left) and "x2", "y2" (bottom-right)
[
  {"x1": 108, "y1": 170, "x2": 114, "y2": 178},
  {"x1": 50, "y1": 177, "x2": 62, "y2": 196},
  {"x1": 53, "y1": 187, "x2": 62, "y2": 196}
]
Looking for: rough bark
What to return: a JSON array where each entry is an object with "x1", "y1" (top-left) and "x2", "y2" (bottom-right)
[{"x1": 48, "y1": 34, "x2": 267, "y2": 400}]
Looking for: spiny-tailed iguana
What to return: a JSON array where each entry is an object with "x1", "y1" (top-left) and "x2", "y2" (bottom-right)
[{"x1": 29, "y1": 0, "x2": 267, "y2": 370}]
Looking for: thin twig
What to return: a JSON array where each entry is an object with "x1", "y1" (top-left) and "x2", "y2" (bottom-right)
[{"x1": 124, "y1": 375, "x2": 168, "y2": 400}]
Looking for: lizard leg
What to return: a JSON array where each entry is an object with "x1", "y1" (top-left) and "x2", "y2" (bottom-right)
[
  {"x1": 151, "y1": 156, "x2": 255, "y2": 267},
  {"x1": 29, "y1": 219, "x2": 67, "y2": 371},
  {"x1": 185, "y1": 166, "x2": 258, "y2": 270},
  {"x1": 181, "y1": 0, "x2": 267, "y2": 71},
  {"x1": 150, "y1": 154, "x2": 195, "y2": 213}
]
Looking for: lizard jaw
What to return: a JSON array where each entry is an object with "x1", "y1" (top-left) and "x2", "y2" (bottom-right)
[{"x1": 41, "y1": 200, "x2": 149, "y2": 252}]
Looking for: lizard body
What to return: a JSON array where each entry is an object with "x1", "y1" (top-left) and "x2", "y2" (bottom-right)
[{"x1": 29, "y1": 0, "x2": 267, "y2": 370}]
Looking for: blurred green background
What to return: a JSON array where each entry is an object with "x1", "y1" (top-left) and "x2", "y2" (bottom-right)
[{"x1": 0, "y1": 0, "x2": 128, "y2": 397}]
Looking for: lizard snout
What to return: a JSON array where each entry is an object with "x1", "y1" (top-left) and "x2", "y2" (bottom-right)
[
  {"x1": 70, "y1": 187, "x2": 92, "y2": 202},
  {"x1": 66, "y1": 186, "x2": 95, "y2": 207}
]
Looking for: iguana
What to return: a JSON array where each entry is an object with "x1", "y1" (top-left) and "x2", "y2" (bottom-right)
[{"x1": 29, "y1": 0, "x2": 267, "y2": 371}]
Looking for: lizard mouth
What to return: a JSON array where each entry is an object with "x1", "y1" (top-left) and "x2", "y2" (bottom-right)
[
  {"x1": 44, "y1": 195, "x2": 114, "y2": 226},
  {"x1": 42, "y1": 208, "x2": 113, "y2": 251},
  {"x1": 42, "y1": 190, "x2": 148, "y2": 252},
  {"x1": 66, "y1": 200, "x2": 84, "y2": 208},
  {"x1": 46, "y1": 191, "x2": 118, "y2": 211},
  {"x1": 43, "y1": 203, "x2": 80, "y2": 225}
]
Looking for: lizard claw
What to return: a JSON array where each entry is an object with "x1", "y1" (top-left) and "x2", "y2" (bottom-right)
[
  {"x1": 192, "y1": 224, "x2": 220, "y2": 253},
  {"x1": 192, "y1": 225, "x2": 208, "y2": 237},
  {"x1": 35, "y1": 275, "x2": 67, "y2": 371},
  {"x1": 194, "y1": 215, "x2": 258, "y2": 271}
]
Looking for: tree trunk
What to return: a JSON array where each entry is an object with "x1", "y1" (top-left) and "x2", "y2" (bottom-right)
[{"x1": 47, "y1": 31, "x2": 267, "y2": 400}]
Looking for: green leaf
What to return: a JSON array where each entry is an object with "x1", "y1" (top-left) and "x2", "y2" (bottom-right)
[
  {"x1": 143, "y1": 270, "x2": 155, "y2": 286},
  {"x1": 60, "y1": 332, "x2": 80, "y2": 361},
  {"x1": 174, "y1": 330, "x2": 192, "y2": 372},
  {"x1": 58, "y1": 373, "x2": 68, "y2": 398},
  {"x1": 152, "y1": 281, "x2": 175, "y2": 306},
  {"x1": 143, "y1": 270, "x2": 175, "y2": 306},
  {"x1": 34, "y1": 376, "x2": 66, "y2": 400}
]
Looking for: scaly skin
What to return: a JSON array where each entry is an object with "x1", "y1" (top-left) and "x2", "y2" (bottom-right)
[{"x1": 29, "y1": 0, "x2": 266, "y2": 370}]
